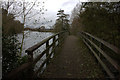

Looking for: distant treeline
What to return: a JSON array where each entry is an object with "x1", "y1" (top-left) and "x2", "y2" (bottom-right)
[
  {"x1": 71, "y1": 2, "x2": 120, "y2": 48},
  {"x1": 2, "y1": 8, "x2": 24, "y2": 35},
  {"x1": 24, "y1": 27, "x2": 54, "y2": 32}
]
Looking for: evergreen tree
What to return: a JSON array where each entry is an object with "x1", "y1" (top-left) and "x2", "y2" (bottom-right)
[{"x1": 54, "y1": 9, "x2": 70, "y2": 32}]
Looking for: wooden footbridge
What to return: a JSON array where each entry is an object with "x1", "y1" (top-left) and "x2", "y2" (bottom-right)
[{"x1": 4, "y1": 31, "x2": 120, "y2": 79}]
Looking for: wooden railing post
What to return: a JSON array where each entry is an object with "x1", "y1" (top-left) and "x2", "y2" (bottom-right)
[
  {"x1": 5, "y1": 32, "x2": 66, "y2": 79},
  {"x1": 52, "y1": 36, "x2": 56, "y2": 56},
  {"x1": 99, "y1": 43, "x2": 102, "y2": 58},
  {"x1": 62, "y1": 32, "x2": 65, "y2": 42},
  {"x1": 46, "y1": 40, "x2": 49, "y2": 65},
  {"x1": 81, "y1": 31, "x2": 120, "y2": 78},
  {"x1": 27, "y1": 51, "x2": 33, "y2": 62},
  {"x1": 27, "y1": 51, "x2": 33, "y2": 79},
  {"x1": 58, "y1": 34, "x2": 60, "y2": 47}
]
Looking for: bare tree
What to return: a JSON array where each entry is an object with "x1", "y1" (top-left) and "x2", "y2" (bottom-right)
[{"x1": 1, "y1": 0, "x2": 46, "y2": 56}]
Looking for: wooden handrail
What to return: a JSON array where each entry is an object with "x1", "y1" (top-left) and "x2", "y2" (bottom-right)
[
  {"x1": 25, "y1": 31, "x2": 64, "y2": 53},
  {"x1": 33, "y1": 41, "x2": 56, "y2": 65},
  {"x1": 82, "y1": 34, "x2": 120, "y2": 71},
  {"x1": 80, "y1": 31, "x2": 120, "y2": 78},
  {"x1": 81, "y1": 31, "x2": 120, "y2": 54},
  {"x1": 5, "y1": 31, "x2": 67, "y2": 79},
  {"x1": 82, "y1": 39, "x2": 115, "y2": 78}
]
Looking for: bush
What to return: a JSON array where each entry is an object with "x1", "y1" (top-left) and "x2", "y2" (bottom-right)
[{"x1": 2, "y1": 34, "x2": 20, "y2": 77}]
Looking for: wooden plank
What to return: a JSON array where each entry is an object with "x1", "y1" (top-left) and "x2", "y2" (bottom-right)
[
  {"x1": 52, "y1": 36, "x2": 56, "y2": 55},
  {"x1": 33, "y1": 47, "x2": 56, "y2": 78},
  {"x1": 82, "y1": 32, "x2": 120, "y2": 55},
  {"x1": 33, "y1": 31, "x2": 65, "y2": 77},
  {"x1": 5, "y1": 31, "x2": 65, "y2": 79},
  {"x1": 58, "y1": 34, "x2": 60, "y2": 47},
  {"x1": 82, "y1": 34, "x2": 120, "y2": 72},
  {"x1": 25, "y1": 35, "x2": 54, "y2": 53},
  {"x1": 82, "y1": 39, "x2": 115, "y2": 78},
  {"x1": 33, "y1": 42, "x2": 55, "y2": 65},
  {"x1": 46, "y1": 40, "x2": 49, "y2": 65},
  {"x1": 25, "y1": 31, "x2": 64, "y2": 53},
  {"x1": 32, "y1": 37, "x2": 59, "y2": 71},
  {"x1": 33, "y1": 50, "x2": 46, "y2": 65},
  {"x1": 32, "y1": 32, "x2": 62, "y2": 65},
  {"x1": 27, "y1": 51, "x2": 33, "y2": 62}
]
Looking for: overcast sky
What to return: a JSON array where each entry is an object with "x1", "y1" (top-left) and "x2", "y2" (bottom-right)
[
  {"x1": 3, "y1": 0, "x2": 120, "y2": 28},
  {"x1": 14, "y1": 0, "x2": 119, "y2": 28},
  {"x1": 40, "y1": 0, "x2": 80, "y2": 28},
  {"x1": 19, "y1": 0, "x2": 81, "y2": 28}
]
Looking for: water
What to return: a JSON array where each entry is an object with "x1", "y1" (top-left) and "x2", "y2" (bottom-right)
[
  {"x1": 17, "y1": 31, "x2": 54, "y2": 56},
  {"x1": 18, "y1": 31, "x2": 55, "y2": 74}
]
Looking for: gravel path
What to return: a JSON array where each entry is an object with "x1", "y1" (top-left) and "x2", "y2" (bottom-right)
[{"x1": 40, "y1": 35, "x2": 104, "y2": 78}]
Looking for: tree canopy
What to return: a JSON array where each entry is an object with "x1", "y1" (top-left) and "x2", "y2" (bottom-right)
[
  {"x1": 54, "y1": 9, "x2": 70, "y2": 32},
  {"x1": 2, "y1": 8, "x2": 24, "y2": 35},
  {"x1": 2, "y1": 8, "x2": 26, "y2": 77},
  {"x1": 71, "y1": 2, "x2": 120, "y2": 48}
]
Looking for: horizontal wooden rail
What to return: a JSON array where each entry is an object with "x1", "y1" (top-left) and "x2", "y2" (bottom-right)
[
  {"x1": 5, "y1": 31, "x2": 67, "y2": 79},
  {"x1": 25, "y1": 31, "x2": 64, "y2": 53},
  {"x1": 80, "y1": 31, "x2": 120, "y2": 79},
  {"x1": 32, "y1": 40, "x2": 58, "y2": 65},
  {"x1": 82, "y1": 39, "x2": 114, "y2": 78},
  {"x1": 82, "y1": 34, "x2": 120, "y2": 72},
  {"x1": 82, "y1": 31, "x2": 120, "y2": 54},
  {"x1": 33, "y1": 46, "x2": 57, "y2": 77}
]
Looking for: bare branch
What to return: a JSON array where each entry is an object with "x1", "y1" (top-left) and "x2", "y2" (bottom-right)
[{"x1": 25, "y1": 0, "x2": 37, "y2": 17}]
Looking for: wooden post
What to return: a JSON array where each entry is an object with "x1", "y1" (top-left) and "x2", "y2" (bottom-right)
[
  {"x1": 27, "y1": 51, "x2": 33, "y2": 80},
  {"x1": 58, "y1": 34, "x2": 60, "y2": 47},
  {"x1": 62, "y1": 32, "x2": 65, "y2": 43},
  {"x1": 90, "y1": 37, "x2": 93, "y2": 47},
  {"x1": 46, "y1": 40, "x2": 49, "y2": 65},
  {"x1": 52, "y1": 36, "x2": 56, "y2": 56},
  {"x1": 27, "y1": 51, "x2": 33, "y2": 62},
  {"x1": 99, "y1": 43, "x2": 101, "y2": 58},
  {"x1": 62, "y1": 32, "x2": 64, "y2": 42}
]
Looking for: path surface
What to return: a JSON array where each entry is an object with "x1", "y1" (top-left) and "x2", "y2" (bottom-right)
[{"x1": 40, "y1": 35, "x2": 104, "y2": 78}]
